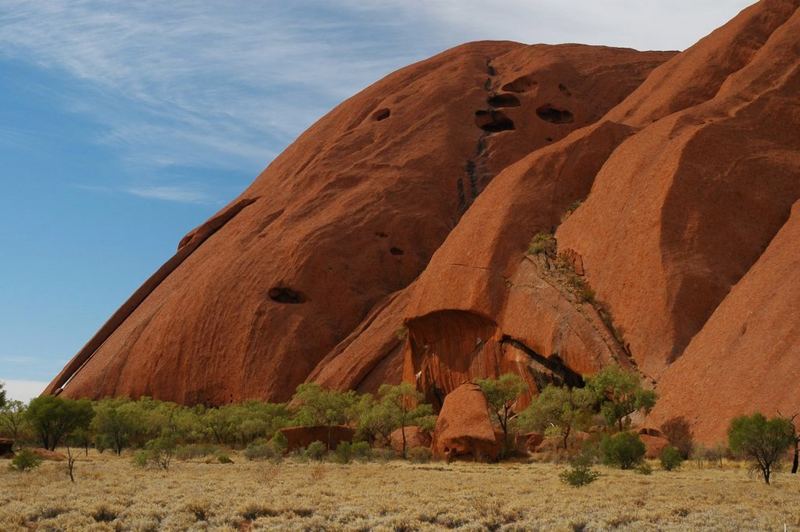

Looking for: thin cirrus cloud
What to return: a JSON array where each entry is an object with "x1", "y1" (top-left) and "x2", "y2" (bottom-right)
[
  {"x1": 0, "y1": 0, "x2": 753, "y2": 205},
  {"x1": 125, "y1": 185, "x2": 216, "y2": 205}
]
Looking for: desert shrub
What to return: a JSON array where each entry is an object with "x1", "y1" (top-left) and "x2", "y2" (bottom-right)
[
  {"x1": 407, "y1": 446, "x2": 432, "y2": 463},
  {"x1": 270, "y1": 431, "x2": 288, "y2": 454},
  {"x1": 10, "y1": 449, "x2": 42, "y2": 472},
  {"x1": 660, "y1": 416, "x2": 693, "y2": 458},
  {"x1": 728, "y1": 413, "x2": 794, "y2": 484},
  {"x1": 636, "y1": 462, "x2": 653, "y2": 475},
  {"x1": 660, "y1": 445, "x2": 684, "y2": 471},
  {"x1": 559, "y1": 452, "x2": 599, "y2": 487},
  {"x1": 351, "y1": 441, "x2": 372, "y2": 461},
  {"x1": 244, "y1": 440, "x2": 279, "y2": 461},
  {"x1": 528, "y1": 232, "x2": 557, "y2": 257},
  {"x1": 176, "y1": 443, "x2": 220, "y2": 461},
  {"x1": 700, "y1": 444, "x2": 728, "y2": 467},
  {"x1": 372, "y1": 447, "x2": 397, "y2": 462},
  {"x1": 133, "y1": 449, "x2": 149, "y2": 468},
  {"x1": 332, "y1": 441, "x2": 353, "y2": 464},
  {"x1": 216, "y1": 453, "x2": 233, "y2": 464},
  {"x1": 600, "y1": 432, "x2": 645, "y2": 469},
  {"x1": 306, "y1": 440, "x2": 327, "y2": 461},
  {"x1": 134, "y1": 437, "x2": 176, "y2": 470}
]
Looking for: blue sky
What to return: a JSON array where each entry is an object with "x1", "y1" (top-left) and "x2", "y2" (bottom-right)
[{"x1": 0, "y1": 0, "x2": 753, "y2": 401}]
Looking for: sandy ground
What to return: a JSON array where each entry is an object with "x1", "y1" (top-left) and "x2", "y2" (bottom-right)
[{"x1": 1, "y1": 451, "x2": 799, "y2": 531}]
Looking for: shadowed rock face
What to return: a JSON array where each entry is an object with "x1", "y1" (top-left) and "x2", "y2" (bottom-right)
[{"x1": 49, "y1": 0, "x2": 800, "y2": 444}]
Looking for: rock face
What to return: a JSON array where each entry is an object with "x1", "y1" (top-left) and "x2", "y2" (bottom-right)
[
  {"x1": 431, "y1": 383, "x2": 500, "y2": 461},
  {"x1": 389, "y1": 426, "x2": 432, "y2": 455},
  {"x1": 47, "y1": 42, "x2": 670, "y2": 404},
  {"x1": 48, "y1": 0, "x2": 800, "y2": 445},
  {"x1": 278, "y1": 426, "x2": 354, "y2": 452}
]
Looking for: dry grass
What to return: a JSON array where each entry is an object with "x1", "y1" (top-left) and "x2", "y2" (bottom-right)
[{"x1": 2, "y1": 451, "x2": 799, "y2": 531}]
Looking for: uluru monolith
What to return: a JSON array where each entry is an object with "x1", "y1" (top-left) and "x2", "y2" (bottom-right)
[{"x1": 48, "y1": 0, "x2": 800, "y2": 445}]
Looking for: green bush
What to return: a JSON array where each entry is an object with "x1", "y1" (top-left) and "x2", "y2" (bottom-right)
[
  {"x1": 132, "y1": 450, "x2": 149, "y2": 468},
  {"x1": 407, "y1": 446, "x2": 432, "y2": 463},
  {"x1": 636, "y1": 462, "x2": 653, "y2": 475},
  {"x1": 559, "y1": 453, "x2": 599, "y2": 487},
  {"x1": 371, "y1": 447, "x2": 397, "y2": 462},
  {"x1": 269, "y1": 431, "x2": 288, "y2": 454},
  {"x1": 351, "y1": 441, "x2": 372, "y2": 461},
  {"x1": 600, "y1": 432, "x2": 645, "y2": 469},
  {"x1": 528, "y1": 232, "x2": 556, "y2": 257},
  {"x1": 660, "y1": 445, "x2": 684, "y2": 471},
  {"x1": 134, "y1": 437, "x2": 177, "y2": 470},
  {"x1": 216, "y1": 453, "x2": 233, "y2": 464},
  {"x1": 332, "y1": 442, "x2": 352, "y2": 464},
  {"x1": 10, "y1": 449, "x2": 42, "y2": 472},
  {"x1": 305, "y1": 440, "x2": 327, "y2": 461},
  {"x1": 244, "y1": 441, "x2": 279, "y2": 461}
]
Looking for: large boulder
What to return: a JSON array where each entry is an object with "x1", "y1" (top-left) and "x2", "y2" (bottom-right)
[
  {"x1": 389, "y1": 426, "x2": 431, "y2": 455},
  {"x1": 278, "y1": 426, "x2": 354, "y2": 452},
  {"x1": 431, "y1": 383, "x2": 500, "y2": 462}
]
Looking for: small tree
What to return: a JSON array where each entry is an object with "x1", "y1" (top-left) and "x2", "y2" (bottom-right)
[
  {"x1": 660, "y1": 416, "x2": 693, "y2": 458},
  {"x1": 585, "y1": 365, "x2": 656, "y2": 432},
  {"x1": 600, "y1": 432, "x2": 645, "y2": 469},
  {"x1": 380, "y1": 383, "x2": 435, "y2": 458},
  {"x1": 728, "y1": 413, "x2": 794, "y2": 484},
  {"x1": 0, "y1": 400, "x2": 28, "y2": 441},
  {"x1": 477, "y1": 374, "x2": 527, "y2": 456},
  {"x1": 91, "y1": 399, "x2": 145, "y2": 455},
  {"x1": 0, "y1": 381, "x2": 6, "y2": 408},
  {"x1": 292, "y1": 384, "x2": 359, "y2": 449},
  {"x1": 516, "y1": 384, "x2": 593, "y2": 450},
  {"x1": 26, "y1": 396, "x2": 94, "y2": 450}
]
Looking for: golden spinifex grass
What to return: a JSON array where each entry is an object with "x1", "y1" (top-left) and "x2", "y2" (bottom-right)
[{"x1": 1, "y1": 452, "x2": 799, "y2": 530}]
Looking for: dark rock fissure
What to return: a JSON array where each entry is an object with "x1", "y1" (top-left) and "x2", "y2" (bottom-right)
[
  {"x1": 475, "y1": 110, "x2": 515, "y2": 132},
  {"x1": 390, "y1": 247, "x2": 404, "y2": 256},
  {"x1": 502, "y1": 75, "x2": 537, "y2": 93},
  {"x1": 536, "y1": 104, "x2": 574, "y2": 124},
  {"x1": 500, "y1": 335, "x2": 585, "y2": 388},
  {"x1": 372, "y1": 108, "x2": 391, "y2": 121},
  {"x1": 487, "y1": 93, "x2": 521, "y2": 108},
  {"x1": 268, "y1": 286, "x2": 307, "y2": 304}
]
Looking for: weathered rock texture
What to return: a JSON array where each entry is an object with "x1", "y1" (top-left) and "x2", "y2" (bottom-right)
[{"x1": 48, "y1": 0, "x2": 800, "y2": 444}]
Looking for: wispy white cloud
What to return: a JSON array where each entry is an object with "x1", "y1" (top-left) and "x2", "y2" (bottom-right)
[
  {"x1": 0, "y1": 379, "x2": 46, "y2": 403},
  {"x1": 125, "y1": 185, "x2": 215, "y2": 205},
  {"x1": 0, "y1": 0, "x2": 752, "y2": 202}
]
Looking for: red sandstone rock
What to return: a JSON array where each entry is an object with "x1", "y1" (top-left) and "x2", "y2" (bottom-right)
[
  {"x1": 431, "y1": 383, "x2": 500, "y2": 462},
  {"x1": 45, "y1": 1, "x2": 800, "y2": 447},
  {"x1": 278, "y1": 426, "x2": 354, "y2": 452},
  {"x1": 524, "y1": 433, "x2": 545, "y2": 453},
  {"x1": 389, "y1": 426, "x2": 432, "y2": 455},
  {"x1": 46, "y1": 42, "x2": 670, "y2": 404},
  {"x1": 639, "y1": 433, "x2": 671, "y2": 460}
]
